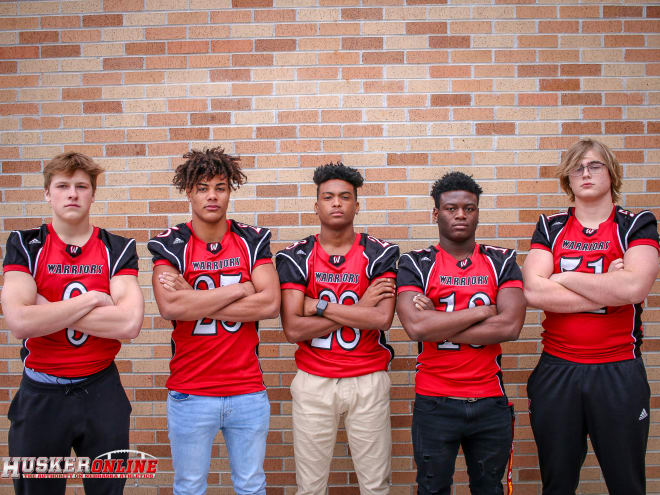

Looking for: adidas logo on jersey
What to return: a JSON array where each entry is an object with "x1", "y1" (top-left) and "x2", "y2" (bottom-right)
[
  {"x1": 173, "y1": 238, "x2": 184, "y2": 244},
  {"x1": 296, "y1": 250, "x2": 306, "y2": 255},
  {"x1": 421, "y1": 256, "x2": 431, "y2": 261},
  {"x1": 639, "y1": 408, "x2": 648, "y2": 421},
  {"x1": 29, "y1": 238, "x2": 41, "y2": 245}
]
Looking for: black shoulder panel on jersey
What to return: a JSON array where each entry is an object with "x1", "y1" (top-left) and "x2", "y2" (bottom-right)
[
  {"x1": 98, "y1": 229, "x2": 139, "y2": 277},
  {"x1": 396, "y1": 246, "x2": 437, "y2": 293},
  {"x1": 531, "y1": 211, "x2": 569, "y2": 251},
  {"x1": 229, "y1": 220, "x2": 272, "y2": 270},
  {"x1": 2, "y1": 224, "x2": 49, "y2": 276},
  {"x1": 275, "y1": 235, "x2": 316, "y2": 287},
  {"x1": 360, "y1": 234, "x2": 399, "y2": 280},
  {"x1": 479, "y1": 245, "x2": 523, "y2": 287},
  {"x1": 614, "y1": 206, "x2": 659, "y2": 252},
  {"x1": 147, "y1": 223, "x2": 192, "y2": 274}
]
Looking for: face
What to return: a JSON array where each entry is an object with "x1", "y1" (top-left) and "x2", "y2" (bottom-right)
[
  {"x1": 45, "y1": 169, "x2": 95, "y2": 223},
  {"x1": 315, "y1": 179, "x2": 359, "y2": 229},
  {"x1": 433, "y1": 190, "x2": 479, "y2": 244},
  {"x1": 188, "y1": 175, "x2": 230, "y2": 225},
  {"x1": 567, "y1": 148, "x2": 612, "y2": 202}
]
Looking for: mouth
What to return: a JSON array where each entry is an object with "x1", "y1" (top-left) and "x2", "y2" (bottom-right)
[
  {"x1": 453, "y1": 224, "x2": 469, "y2": 229},
  {"x1": 330, "y1": 210, "x2": 344, "y2": 217},
  {"x1": 205, "y1": 205, "x2": 220, "y2": 211}
]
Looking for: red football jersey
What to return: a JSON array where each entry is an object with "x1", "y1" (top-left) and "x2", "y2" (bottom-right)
[
  {"x1": 2, "y1": 224, "x2": 138, "y2": 377},
  {"x1": 397, "y1": 243, "x2": 523, "y2": 398},
  {"x1": 276, "y1": 233, "x2": 399, "y2": 378},
  {"x1": 531, "y1": 206, "x2": 659, "y2": 363},
  {"x1": 148, "y1": 220, "x2": 272, "y2": 396}
]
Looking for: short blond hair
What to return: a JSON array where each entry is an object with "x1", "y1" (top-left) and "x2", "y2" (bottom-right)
[
  {"x1": 43, "y1": 152, "x2": 104, "y2": 193},
  {"x1": 556, "y1": 138, "x2": 622, "y2": 203}
]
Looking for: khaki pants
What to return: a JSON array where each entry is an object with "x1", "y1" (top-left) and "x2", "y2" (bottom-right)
[{"x1": 290, "y1": 369, "x2": 392, "y2": 495}]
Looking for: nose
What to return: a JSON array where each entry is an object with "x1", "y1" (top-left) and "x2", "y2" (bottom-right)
[
  {"x1": 456, "y1": 208, "x2": 467, "y2": 218},
  {"x1": 581, "y1": 165, "x2": 592, "y2": 177}
]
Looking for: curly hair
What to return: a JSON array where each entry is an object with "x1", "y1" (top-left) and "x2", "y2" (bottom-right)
[
  {"x1": 431, "y1": 171, "x2": 483, "y2": 208},
  {"x1": 313, "y1": 162, "x2": 364, "y2": 197},
  {"x1": 172, "y1": 147, "x2": 247, "y2": 192}
]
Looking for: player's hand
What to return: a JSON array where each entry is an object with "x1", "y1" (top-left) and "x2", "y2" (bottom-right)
[
  {"x1": 90, "y1": 290, "x2": 114, "y2": 307},
  {"x1": 482, "y1": 304, "x2": 498, "y2": 319},
  {"x1": 608, "y1": 258, "x2": 624, "y2": 272},
  {"x1": 159, "y1": 272, "x2": 192, "y2": 292},
  {"x1": 357, "y1": 278, "x2": 396, "y2": 307},
  {"x1": 241, "y1": 281, "x2": 256, "y2": 297},
  {"x1": 303, "y1": 296, "x2": 319, "y2": 317},
  {"x1": 412, "y1": 293, "x2": 434, "y2": 311}
]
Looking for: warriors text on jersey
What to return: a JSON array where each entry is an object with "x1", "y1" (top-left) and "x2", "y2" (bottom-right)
[
  {"x1": 2, "y1": 224, "x2": 138, "y2": 377},
  {"x1": 275, "y1": 233, "x2": 399, "y2": 378},
  {"x1": 531, "y1": 206, "x2": 660, "y2": 363},
  {"x1": 148, "y1": 220, "x2": 272, "y2": 396},
  {"x1": 397, "y1": 244, "x2": 523, "y2": 398}
]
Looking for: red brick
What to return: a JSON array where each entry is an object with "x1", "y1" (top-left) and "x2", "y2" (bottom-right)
[
  {"x1": 256, "y1": 184, "x2": 297, "y2": 197},
  {"x1": 625, "y1": 135, "x2": 660, "y2": 148},
  {"x1": 605, "y1": 92, "x2": 644, "y2": 105},
  {"x1": 145, "y1": 56, "x2": 186, "y2": 69},
  {"x1": 367, "y1": 81, "x2": 405, "y2": 93},
  {"x1": 0, "y1": 61, "x2": 17, "y2": 74},
  {"x1": 539, "y1": 21, "x2": 579, "y2": 33},
  {"x1": 362, "y1": 51, "x2": 404, "y2": 64},
  {"x1": 211, "y1": 98, "x2": 252, "y2": 111},
  {"x1": 321, "y1": 110, "x2": 361, "y2": 122},
  {"x1": 255, "y1": 39, "x2": 296, "y2": 52},
  {"x1": 429, "y1": 36, "x2": 470, "y2": 48},
  {"x1": 190, "y1": 113, "x2": 231, "y2": 125},
  {"x1": 42, "y1": 16, "x2": 81, "y2": 28},
  {"x1": 518, "y1": 93, "x2": 558, "y2": 106},
  {"x1": 83, "y1": 101, "x2": 122, "y2": 114},
  {"x1": 624, "y1": 20, "x2": 660, "y2": 33},
  {"x1": 583, "y1": 20, "x2": 622, "y2": 33},
  {"x1": 430, "y1": 65, "x2": 471, "y2": 78},
  {"x1": 625, "y1": 49, "x2": 660, "y2": 62},
  {"x1": 170, "y1": 127, "x2": 210, "y2": 140},
  {"x1": 605, "y1": 35, "x2": 645, "y2": 48},
  {"x1": 583, "y1": 107, "x2": 622, "y2": 120},
  {"x1": 85, "y1": 129, "x2": 124, "y2": 142},
  {"x1": 605, "y1": 121, "x2": 645, "y2": 134},
  {"x1": 106, "y1": 144, "x2": 146, "y2": 156},
  {"x1": 103, "y1": 57, "x2": 143, "y2": 70},
  {"x1": 125, "y1": 42, "x2": 166, "y2": 55},
  {"x1": 168, "y1": 99, "x2": 208, "y2": 112},
  {"x1": 406, "y1": 22, "x2": 447, "y2": 34},
  {"x1": 211, "y1": 40, "x2": 253, "y2": 53},
  {"x1": 518, "y1": 35, "x2": 558, "y2": 48},
  {"x1": 2, "y1": 160, "x2": 41, "y2": 173},
  {"x1": 232, "y1": 54, "x2": 273, "y2": 67},
  {"x1": 495, "y1": 50, "x2": 536, "y2": 63},
  {"x1": 83, "y1": 72, "x2": 123, "y2": 85},
  {"x1": 168, "y1": 41, "x2": 209, "y2": 54},
  {"x1": 342, "y1": 37, "x2": 383, "y2": 50},
  {"x1": 561, "y1": 93, "x2": 602, "y2": 106},
  {"x1": 233, "y1": 0, "x2": 272, "y2": 6},
  {"x1": 541, "y1": 79, "x2": 581, "y2": 91},
  {"x1": 82, "y1": 14, "x2": 122, "y2": 27},
  {"x1": 149, "y1": 201, "x2": 189, "y2": 214},
  {"x1": 518, "y1": 65, "x2": 558, "y2": 77},
  {"x1": 256, "y1": 9, "x2": 296, "y2": 22},
  {"x1": 387, "y1": 153, "x2": 428, "y2": 166},
  {"x1": 476, "y1": 123, "x2": 515, "y2": 135},
  {"x1": 256, "y1": 126, "x2": 296, "y2": 139},
  {"x1": 560, "y1": 64, "x2": 601, "y2": 77},
  {"x1": 342, "y1": 8, "x2": 382, "y2": 20},
  {"x1": 605, "y1": 6, "x2": 643, "y2": 17},
  {"x1": 343, "y1": 67, "x2": 382, "y2": 80},
  {"x1": 63, "y1": 88, "x2": 102, "y2": 100},
  {"x1": 22, "y1": 117, "x2": 61, "y2": 129},
  {"x1": 279, "y1": 110, "x2": 318, "y2": 123},
  {"x1": 562, "y1": 122, "x2": 602, "y2": 135},
  {"x1": 19, "y1": 31, "x2": 59, "y2": 44},
  {"x1": 0, "y1": 46, "x2": 38, "y2": 59},
  {"x1": 431, "y1": 94, "x2": 471, "y2": 107},
  {"x1": 41, "y1": 45, "x2": 81, "y2": 58},
  {"x1": 647, "y1": 122, "x2": 660, "y2": 134},
  {"x1": 0, "y1": 104, "x2": 38, "y2": 115},
  {"x1": 298, "y1": 67, "x2": 338, "y2": 80}
]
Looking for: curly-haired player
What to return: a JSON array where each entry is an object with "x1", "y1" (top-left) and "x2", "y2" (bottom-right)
[{"x1": 148, "y1": 147, "x2": 280, "y2": 495}]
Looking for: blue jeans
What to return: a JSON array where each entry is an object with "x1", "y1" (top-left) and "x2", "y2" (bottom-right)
[
  {"x1": 412, "y1": 394, "x2": 514, "y2": 495},
  {"x1": 167, "y1": 389, "x2": 270, "y2": 495}
]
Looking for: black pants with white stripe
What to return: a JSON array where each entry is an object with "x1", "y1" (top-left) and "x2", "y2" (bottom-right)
[
  {"x1": 8, "y1": 363, "x2": 131, "y2": 495},
  {"x1": 527, "y1": 353, "x2": 649, "y2": 495}
]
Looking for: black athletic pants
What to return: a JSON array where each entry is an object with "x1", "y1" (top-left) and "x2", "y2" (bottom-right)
[
  {"x1": 527, "y1": 353, "x2": 649, "y2": 495},
  {"x1": 8, "y1": 363, "x2": 132, "y2": 495}
]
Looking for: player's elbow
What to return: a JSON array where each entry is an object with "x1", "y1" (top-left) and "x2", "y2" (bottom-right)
[
  {"x1": 282, "y1": 326, "x2": 304, "y2": 344},
  {"x1": 523, "y1": 287, "x2": 544, "y2": 309}
]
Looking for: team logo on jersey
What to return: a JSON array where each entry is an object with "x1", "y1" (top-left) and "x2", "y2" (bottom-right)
[
  {"x1": 329, "y1": 255, "x2": 345, "y2": 267},
  {"x1": 456, "y1": 257, "x2": 472, "y2": 270},
  {"x1": 206, "y1": 242, "x2": 222, "y2": 254},
  {"x1": 66, "y1": 245, "x2": 82, "y2": 258},
  {"x1": 582, "y1": 227, "x2": 598, "y2": 236}
]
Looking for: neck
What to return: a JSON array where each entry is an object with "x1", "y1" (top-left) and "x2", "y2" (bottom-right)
[
  {"x1": 51, "y1": 217, "x2": 93, "y2": 246},
  {"x1": 438, "y1": 236, "x2": 475, "y2": 261},
  {"x1": 318, "y1": 225, "x2": 356, "y2": 255},
  {"x1": 191, "y1": 216, "x2": 228, "y2": 243},
  {"x1": 573, "y1": 195, "x2": 614, "y2": 228}
]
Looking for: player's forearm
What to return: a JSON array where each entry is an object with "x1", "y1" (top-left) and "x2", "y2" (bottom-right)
[
  {"x1": 207, "y1": 290, "x2": 280, "y2": 322},
  {"x1": 281, "y1": 313, "x2": 341, "y2": 343},
  {"x1": 4, "y1": 294, "x2": 99, "y2": 339},
  {"x1": 321, "y1": 301, "x2": 394, "y2": 331},
  {"x1": 157, "y1": 283, "x2": 247, "y2": 321},
  {"x1": 69, "y1": 299, "x2": 144, "y2": 340},
  {"x1": 554, "y1": 270, "x2": 649, "y2": 307},
  {"x1": 523, "y1": 274, "x2": 603, "y2": 313},
  {"x1": 399, "y1": 305, "x2": 490, "y2": 342},
  {"x1": 450, "y1": 314, "x2": 522, "y2": 346}
]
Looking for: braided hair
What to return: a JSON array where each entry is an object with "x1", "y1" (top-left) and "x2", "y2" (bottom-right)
[{"x1": 173, "y1": 147, "x2": 247, "y2": 192}]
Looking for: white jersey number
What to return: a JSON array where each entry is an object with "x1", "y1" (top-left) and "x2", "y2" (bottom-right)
[
  {"x1": 436, "y1": 292, "x2": 491, "y2": 351},
  {"x1": 310, "y1": 289, "x2": 361, "y2": 351},
  {"x1": 191, "y1": 273, "x2": 244, "y2": 335},
  {"x1": 63, "y1": 281, "x2": 90, "y2": 347}
]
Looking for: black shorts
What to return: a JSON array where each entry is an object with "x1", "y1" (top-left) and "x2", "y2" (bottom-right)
[{"x1": 8, "y1": 362, "x2": 132, "y2": 495}]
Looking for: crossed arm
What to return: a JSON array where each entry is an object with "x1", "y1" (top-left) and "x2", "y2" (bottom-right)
[
  {"x1": 1, "y1": 271, "x2": 144, "y2": 340},
  {"x1": 152, "y1": 262, "x2": 280, "y2": 323},
  {"x1": 280, "y1": 277, "x2": 396, "y2": 344},
  {"x1": 522, "y1": 245, "x2": 658, "y2": 313},
  {"x1": 396, "y1": 287, "x2": 525, "y2": 346}
]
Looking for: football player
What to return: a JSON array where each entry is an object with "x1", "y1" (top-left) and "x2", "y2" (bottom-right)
[
  {"x1": 523, "y1": 139, "x2": 659, "y2": 494},
  {"x1": 396, "y1": 171, "x2": 525, "y2": 495},
  {"x1": 276, "y1": 163, "x2": 399, "y2": 495},
  {"x1": 148, "y1": 147, "x2": 280, "y2": 495},
  {"x1": 1, "y1": 152, "x2": 144, "y2": 495}
]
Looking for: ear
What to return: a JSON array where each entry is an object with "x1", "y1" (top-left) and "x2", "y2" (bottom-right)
[
  {"x1": 44, "y1": 188, "x2": 50, "y2": 203},
  {"x1": 432, "y1": 207, "x2": 438, "y2": 223},
  {"x1": 355, "y1": 201, "x2": 360, "y2": 215},
  {"x1": 314, "y1": 200, "x2": 319, "y2": 215}
]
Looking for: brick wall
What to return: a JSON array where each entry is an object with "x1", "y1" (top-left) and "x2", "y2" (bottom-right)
[{"x1": 1, "y1": 1, "x2": 659, "y2": 494}]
